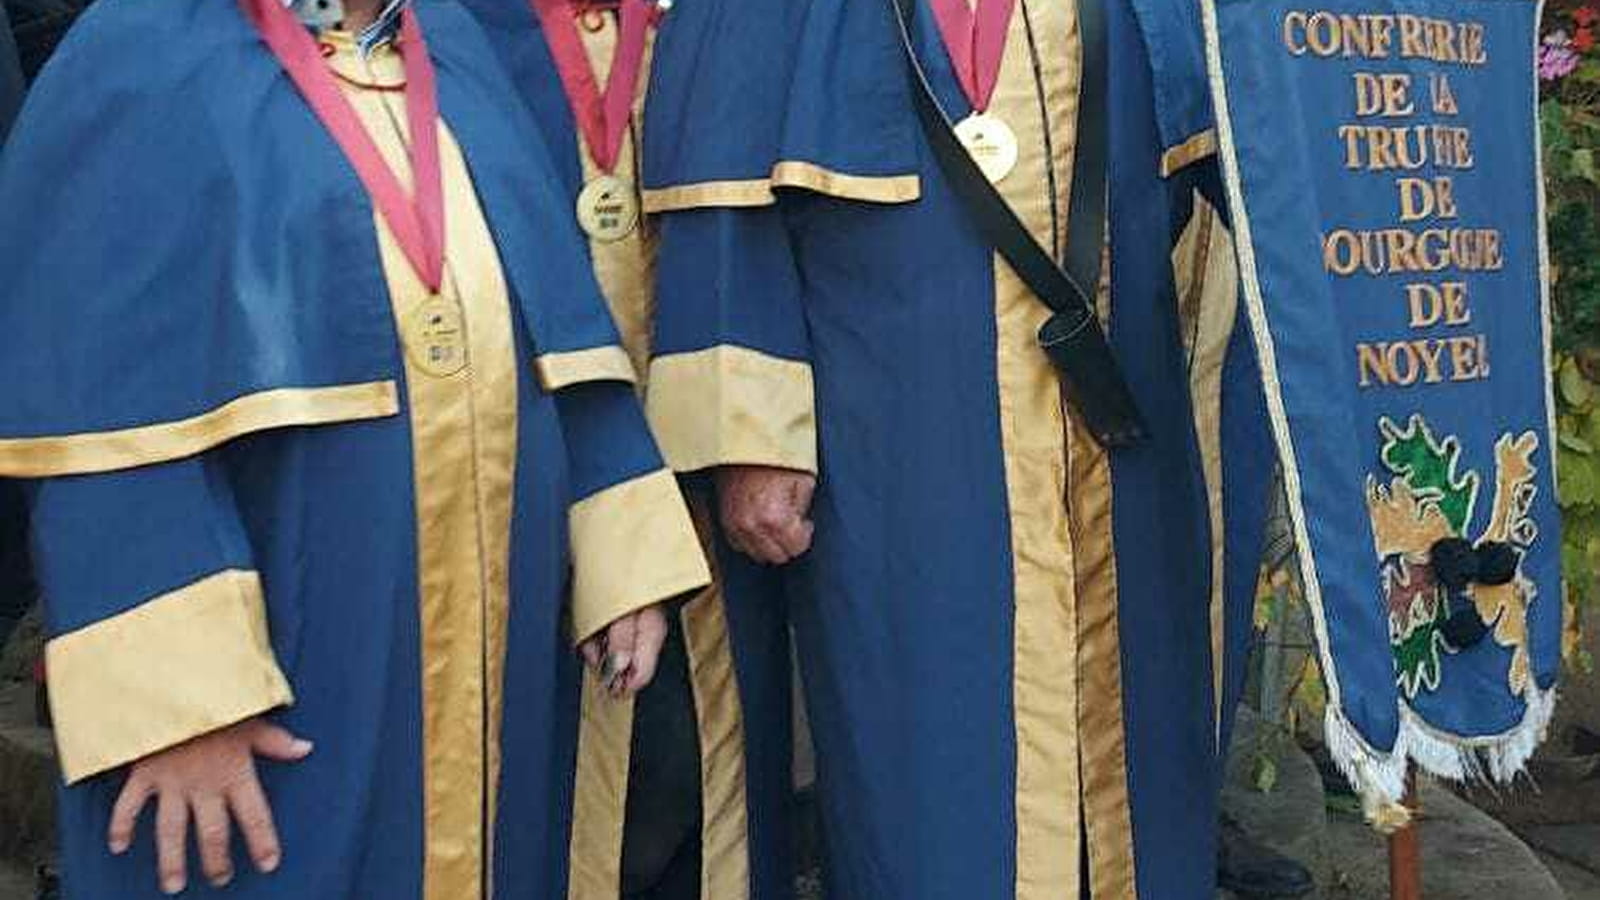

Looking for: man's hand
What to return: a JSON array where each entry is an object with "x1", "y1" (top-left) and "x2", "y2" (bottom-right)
[
  {"x1": 715, "y1": 465, "x2": 816, "y2": 566},
  {"x1": 109, "y1": 718, "x2": 312, "y2": 895},
  {"x1": 579, "y1": 605, "x2": 669, "y2": 699}
]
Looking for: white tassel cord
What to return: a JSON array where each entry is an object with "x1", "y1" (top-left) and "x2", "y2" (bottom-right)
[{"x1": 1321, "y1": 687, "x2": 1557, "y2": 834}]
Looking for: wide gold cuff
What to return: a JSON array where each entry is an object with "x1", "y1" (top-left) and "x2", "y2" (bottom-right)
[
  {"x1": 0, "y1": 381, "x2": 399, "y2": 478},
  {"x1": 568, "y1": 469, "x2": 711, "y2": 646},
  {"x1": 47, "y1": 570, "x2": 293, "y2": 784},
  {"x1": 645, "y1": 346, "x2": 817, "y2": 474},
  {"x1": 536, "y1": 346, "x2": 639, "y2": 391}
]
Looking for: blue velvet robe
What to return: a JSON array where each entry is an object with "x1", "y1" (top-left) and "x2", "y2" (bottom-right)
[
  {"x1": 457, "y1": 2, "x2": 798, "y2": 897},
  {"x1": 638, "y1": 0, "x2": 1272, "y2": 897},
  {"x1": 0, "y1": 2, "x2": 709, "y2": 899}
]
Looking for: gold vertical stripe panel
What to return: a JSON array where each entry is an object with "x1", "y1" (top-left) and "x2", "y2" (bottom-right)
[
  {"x1": 1067, "y1": 423, "x2": 1141, "y2": 900},
  {"x1": 1173, "y1": 198, "x2": 1241, "y2": 743},
  {"x1": 989, "y1": 2, "x2": 1085, "y2": 897},
  {"x1": 682, "y1": 586, "x2": 754, "y2": 900},
  {"x1": 48, "y1": 569, "x2": 293, "y2": 784},
  {"x1": 565, "y1": 679, "x2": 636, "y2": 900},
  {"x1": 347, "y1": 41, "x2": 522, "y2": 900},
  {"x1": 0, "y1": 382, "x2": 400, "y2": 478},
  {"x1": 577, "y1": 18, "x2": 658, "y2": 383},
  {"x1": 443, "y1": 118, "x2": 522, "y2": 892}
]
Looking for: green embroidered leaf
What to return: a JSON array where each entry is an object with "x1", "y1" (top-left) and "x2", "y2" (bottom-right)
[{"x1": 1379, "y1": 416, "x2": 1480, "y2": 535}]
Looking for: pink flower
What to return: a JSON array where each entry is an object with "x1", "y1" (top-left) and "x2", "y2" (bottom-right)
[{"x1": 1542, "y1": 30, "x2": 1582, "y2": 80}]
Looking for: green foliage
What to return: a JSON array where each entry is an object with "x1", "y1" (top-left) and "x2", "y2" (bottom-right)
[
  {"x1": 1545, "y1": 1, "x2": 1600, "y2": 659},
  {"x1": 1379, "y1": 417, "x2": 1478, "y2": 535}
]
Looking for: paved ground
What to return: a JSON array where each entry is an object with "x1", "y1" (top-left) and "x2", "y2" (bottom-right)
[
  {"x1": 1319, "y1": 778, "x2": 1566, "y2": 900},
  {"x1": 1542, "y1": 850, "x2": 1600, "y2": 900}
]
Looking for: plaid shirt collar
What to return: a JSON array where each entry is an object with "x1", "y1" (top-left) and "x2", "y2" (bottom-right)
[{"x1": 285, "y1": 0, "x2": 408, "y2": 55}]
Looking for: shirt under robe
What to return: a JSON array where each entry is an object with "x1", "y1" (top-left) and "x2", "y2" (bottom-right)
[
  {"x1": 0, "y1": 3, "x2": 708, "y2": 899},
  {"x1": 638, "y1": 0, "x2": 1267, "y2": 898},
  {"x1": 462, "y1": 3, "x2": 798, "y2": 897},
  {"x1": 0, "y1": 4, "x2": 21, "y2": 141}
]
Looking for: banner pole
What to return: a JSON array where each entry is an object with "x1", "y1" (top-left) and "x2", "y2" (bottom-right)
[{"x1": 1388, "y1": 766, "x2": 1422, "y2": 900}]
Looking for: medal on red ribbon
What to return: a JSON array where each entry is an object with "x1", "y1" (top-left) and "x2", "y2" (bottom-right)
[
  {"x1": 531, "y1": 0, "x2": 659, "y2": 242},
  {"x1": 928, "y1": 0, "x2": 1019, "y2": 182},
  {"x1": 242, "y1": 0, "x2": 465, "y2": 375}
]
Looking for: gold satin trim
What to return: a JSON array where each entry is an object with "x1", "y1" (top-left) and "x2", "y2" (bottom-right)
[
  {"x1": 536, "y1": 346, "x2": 640, "y2": 391},
  {"x1": 640, "y1": 179, "x2": 776, "y2": 214},
  {"x1": 990, "y1": 5, "x2": 1087, "y2": 895},
  {"x1": 0, "y1": 382, "x2": 400, "y2": 478},
  {"x1": 770, "y1": 161, "x2": 921, "y2": 204},
  {"x1": 565, "y1": 28, "x2": 660, "y2": 900},
  {"x1": 351, "y1": 42, "x2": 521, "y2": 900},
  {"x1": 576, "y1": 19, "x2": 658, "y2": 384},
  {"x1": 1068, "y1": 420, "x2": 1142, "y2": 900},
  {"x1": 1160, "y1": 129, "x2": 1219, "y2": 178},
  {"x1": 681, "y1": 497, "x2": 752, "y2": 900},
  {"x1": 48, "y1": 570, "x2": 292, "y2": 784},
  {"x1": 565, "y1": 677, "x2": 635, "y2": 900},
  {"x1": 645, "y1": 346, "x2": 817, "y2": 474},
  {"x1": 1174, "y1": 198, "x2": 1241, "y2": 742},
  {"x1": 642, "y1": 163, "x2": 921, "y2": 214},
  {"x1": 568, "y1": 468, "x2": 711, "y2": 645}
]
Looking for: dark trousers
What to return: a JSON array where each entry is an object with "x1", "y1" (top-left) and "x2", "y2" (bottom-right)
[
  {"x1": 621, "y1": 615, "x2": 703, "y2": 900},
  {"x1": 0, "y1": 481, "x2": 33, "y2": 651},
  {"x1": 4, "y1": 0, "x2": 91, "y2": 81},
  {"x1": 0, "y1": 4, "x2": 22, "y2": 142}
]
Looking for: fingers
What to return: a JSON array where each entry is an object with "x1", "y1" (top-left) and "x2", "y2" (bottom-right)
[
  {"x1": 155, "y1": 788, "x2": 189, "y2": 895},
  {"x1": 741, "y1": 530, "x2": 794, "y2": 566},
  {"x1": 248, "y1": 722, "x2": 314, "y2": 763},
  {"x1": 788, "y1": 473, "x2": 817, "y2": 515},
  {"x1": 772, "y1": 516, "x2": 814, "y2": 559},
  {"x1": 109, "y1": 772, "x2": 155, "y2": 856},
  {"x1": 192, "y1": 793, "x2": 234, "y2": 888},
  {"x1": 226, "y1": 770, "x2": 284, "y2": 875},
  {"x1": 578, "y1": 636, "x2": 605, "y2": 673},
  {"x1": 603, "y1": 615, "x2": 638, "y2": 695},
  {"x1": 622, "y1": 610, "x2": 669, "y2": 695},
  {"x1": 720, "y1": 472, "x2": 818, "y2": 565}
]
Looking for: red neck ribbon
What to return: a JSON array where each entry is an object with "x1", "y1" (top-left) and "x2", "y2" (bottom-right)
[
  {"x1": 243, "y1": 0, "x2": 446, "y2": 293},
  {"x1": 928, "y1": 0, "x2": 1017, "y2": 113},
  {"x1": 530, "y1": 0, "x2": 656, "y2": 173}
]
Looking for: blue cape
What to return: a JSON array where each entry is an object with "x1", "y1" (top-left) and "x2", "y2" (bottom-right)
[{"x1": 0, "y1": 0, "x2": 624, "y2": 461}]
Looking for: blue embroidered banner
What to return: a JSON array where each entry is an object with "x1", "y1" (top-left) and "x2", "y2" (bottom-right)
[{"x1": 1203, "y1": 0, "x2": 1561, "y2": 818}]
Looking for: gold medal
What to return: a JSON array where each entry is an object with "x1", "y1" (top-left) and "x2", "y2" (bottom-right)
[
  {"x1": 954, "y1": 112, "x2": 1019, "y2": 184},
  {"x1": 408, "y1": 295, "x2": 468, "y2": 377},
  {"x1": 575, "y1": 174, "x2": 639, "y2": 243}
]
